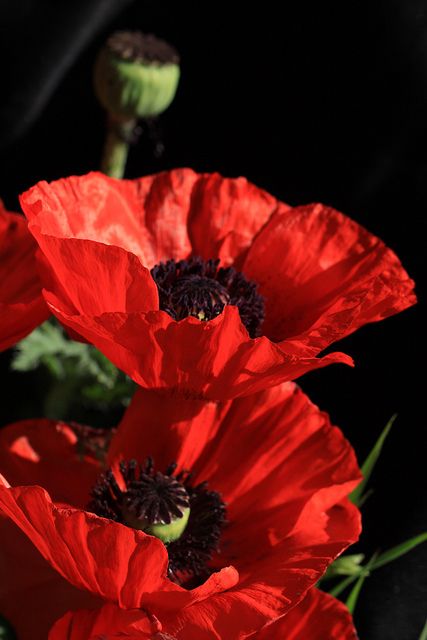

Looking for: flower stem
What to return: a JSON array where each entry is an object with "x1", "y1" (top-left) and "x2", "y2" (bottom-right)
[{"x1": 101, "y1": 118, "x2": 136, "y2": 178}]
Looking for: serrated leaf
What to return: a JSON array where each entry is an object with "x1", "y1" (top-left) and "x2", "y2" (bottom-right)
[
  {"x1": 350, "y1": 414, "x2": 397, "y2": 506},
  {"x1": 12, "y1": 319, "x2": 135, "y2": 416},
  {"x1": 345, "y1": 553, "x2": 379, "y2": 614},
  {"x1": 371, "y1": 532, "x2": 427, "y2": 571},
  {"x1": 11, "y1": 320, "x2": 92, "y2": 377}
]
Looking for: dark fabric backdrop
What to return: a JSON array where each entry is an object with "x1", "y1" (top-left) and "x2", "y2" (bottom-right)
[{"x1": 0, "y1": 1, "x2": 426, "y2": 638}]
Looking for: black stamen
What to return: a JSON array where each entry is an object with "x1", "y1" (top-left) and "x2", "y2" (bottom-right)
[
  {"x1": 167, "y1": 481, "x2": 227, "y2": 585},
  {"x1": 151, "y1": 257, "x2": 265, "y2": 338},
  {"x1": 88, "y1": 458, "x2": 227, "y2": 585},
  {"x1": 88, "y1": 458, "x2": 190, "y2": 526},
  {"x1": 71, "y1": 422, "x2": 115, "y2": 464},
  {"x1": 106, "y1": 31, "x2": 180, "y2": 65}
]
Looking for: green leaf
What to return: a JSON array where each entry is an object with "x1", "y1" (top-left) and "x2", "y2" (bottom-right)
[
  {"x1": 327, "y1": 534, "x2": 427, "y2": 600},
  {"x1": 350, "y1": 414, "x2": 397, "y2": 506},
  {"x1": 345, "y1": 553, "x2": 379, "y2": 614},
  {"x1": 371, "y1": 532, "x2": 427, "y2": 571},
  {"x1": 418, "y1": 617, "x2": 427, "y2": 640},
  {"x1": 11, "y1": 320, "x2": 135, "y2": 416},
  {"x1": 328, "y1": 573, "x2": 360, "y2": 598},
  {"x1": 11, "y1": 320, "x2": 92, "y2": 377}
]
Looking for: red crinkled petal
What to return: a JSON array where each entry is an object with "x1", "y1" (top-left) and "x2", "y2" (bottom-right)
[
  {"x1": 44, "y1": 301, "x2": 352, "y2": 400},
  {"x1": 0, "y1": 483, "x2": 169, "y2": 607},
  {"x1": 107, "y1": 382, "x2": 361, "y2": 636},
  {"x1": 0, "y1": 419, "x2": 101, "y2": 507},
  {"x1": 20, "y1": 169, "x2": 282, "y2": 269},
  {"x1": 0, "y1": 204, "x2": 48, "y2": 351},
  {"x1": 0, "y1": 481, "x2": 238, "y2": 614},
  {"x1": 0, "y1": 518, "x2": 100, "y2": 640},
  {"x1": 36, "y1": 237, "x2": 159, "y2": 316},
  {"x1": 159, "y1": 500, "x2": 359, "y2": 640},
  {"x1": 243, "y1": 203, "x2": 416, "y2": 351},
  {"x1": 48, "y1": 603, "x2": 155, "y2": 640},
  {"x1": 107, "y1": 388, "x2": 229, "y2": 471},
  {"x1": 19, "y1": 172, "x2": 415, "y2": 398},
  {"x1": 187, "y1": 383, "x2": 360, "y2": 514},
  {"x1": 185, "y1": 172, "x2": 286, "y2": 268},
  {"x1": 48, "y1": 589, "x2": 357, "y2": 640},
  {"x1": 254, "y1": 588, "x2": 357, "y2": 639},
  {"x1": 109, "y1": 382, "x2": 361, "y2": 515}
]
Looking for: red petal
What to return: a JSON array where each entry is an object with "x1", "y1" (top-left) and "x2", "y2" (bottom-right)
[
  {"x1": 20, "y1": 169, "x2": 282, "y2": 270},
  {"x1": 44, "y1": 301, "x2": 352, "y2": 400},
  {"x1": 0, "y1": 518, "x2": 99, "y2": 640},
  {"x1": 0, "y1": 482, "x2": 238, "y2": 614},
  {"x1": 164, "y1": 500, "x2": 360, "y2": 639},
  {"x1": 49, "y1": 604, "x2": 154, "y2": 640},
  {"x1": 36, "y1": 237, "x2": 158, "y2": 316},
  {"x1": 109, "y1": 382, "x2": 360, "y2": 637},
  {"x1": 108, "y1": 388, "x2": 228, "y2": 471},
  {"x1": 0, "y1": 484, "x2": 171, "y2": 607},
  {"x1": 48, "y1": 589, "x2": 357, "y2": 640},
  {"x1": 0, "y1": 204, "x2": 48, "y2": 351},
  {"x1": 193, "y1": 383, "x2": 361, "y2": 520},
  {"x1": 243, "y1": 203, "x2": 416, "y2": 350},
  {"x1": 0, "y1": 419, "x2": 101, "y2": 507},
  {"x1": 255, "y1": 589, "x2": 357, "y2": 639},
  {"x1": 186, "y1": 172, "x2": 286, "y2": 268},
  {"x1": 20, "y1": 170, "x2": 196, "y2": 268}
]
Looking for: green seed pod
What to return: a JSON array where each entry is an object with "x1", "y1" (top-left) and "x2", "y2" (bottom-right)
[
  {"x1": 94, "y1": 31, "x2": 180, "y2": 120},
  {"x1": 145, "y1": 506, "x2": 191, "y2": 544}
]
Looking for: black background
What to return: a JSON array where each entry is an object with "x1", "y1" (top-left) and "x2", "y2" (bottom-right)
[{"x1": 0, "y1": 1, "x2": 426, "y2": 638}]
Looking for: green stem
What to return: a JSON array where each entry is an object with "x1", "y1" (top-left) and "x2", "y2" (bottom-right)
[{"x1": 101, "y1": 118, "x2": 136, "y2": 178}]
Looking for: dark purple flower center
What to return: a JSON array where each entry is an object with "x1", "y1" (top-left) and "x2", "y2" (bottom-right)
[
  {"x1": 89, "y1": 458, "x2": 226, "y2": 585},
  {"x1": 151, "y1": 257, "x2": 265, "y2": 338}
]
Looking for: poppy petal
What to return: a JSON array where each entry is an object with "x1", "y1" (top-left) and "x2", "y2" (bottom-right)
[
  {"x1": 0, "y1": 518, "x2": 99, "y2": 640},
  {"x1": 48, "y1": 588, "x2": 357, "y2": 640},
  {"x1": 186, "y1": 172, "x2": 286, "y2": 268},
  {"x1": 20, "y1": 169, "x2": 283, "y2": 271},
  {"x1": 0, "y1": 419, "x2": 101, "y2": 507},
  {"x1": 20, "y1": 170, "x2": 196, "y2": 268},
  {"x1": 0, "y1": 204, "x2": 48, "y2": 351},
  {"x1": 0, "y1": 483, "x2": 170, "y2": 608},
  {"x1": 34, "y1": 237, "x2": 159, "y2": 316},
  {"x1": 108, "y1": 388, "x2": 228, "y2": 471},
  {"x1": 48, "y1": 603, "x2": 155, "y2": 640},
  {"x1": 164, "y1": 500, "x2": 360, "y2": 639},
  {"x1": 193, "y1": 383, "x2": 361, "y2": 524},
  {"x1": 0, "y1": 481, "x2": 238, "y2": 614},
  {"x1": 43, "y1": 301, "x2": 352, "y2": 400},
  {"x1": 243, "y1": 203, "x2": 416, "y2": 349},
  {"x1": 255, "y1": 588, "x2": 357, "y2": 639}
]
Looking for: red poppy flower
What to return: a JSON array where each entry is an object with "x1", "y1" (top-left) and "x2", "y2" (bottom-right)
[
  {"x1": 0, "y1": 202, "x2": 48, "y2": 351},
  {"x1": 0, "y1": 383, "x2": 361, "y2": 639},
  {"x1": 19, "y1": 170, "x2": 415, "y2": 400},
  {"x1": 48, "y1": 588, "x2": 357, "y2": 639}
]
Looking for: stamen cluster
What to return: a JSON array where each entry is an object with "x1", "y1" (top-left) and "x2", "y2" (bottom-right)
[{"x1": 151, "y1": 256, "x2": 265, "y2": 337}]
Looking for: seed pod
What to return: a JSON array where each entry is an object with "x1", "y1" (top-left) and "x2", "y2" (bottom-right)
[{"x1": 94, "y1": 31, "x2": 180, "y2": 121}]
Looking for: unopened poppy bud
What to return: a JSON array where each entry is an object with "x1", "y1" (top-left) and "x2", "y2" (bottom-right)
[
  {"x1": 94, "y1": 31, "x2": 180, "y2": 178},
  {"x1": 94, "y1": 31, "x2": 180, "y2": 120},
  {"x1": 324, "y1": 553, "x2": 365, "y2": 578}
]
